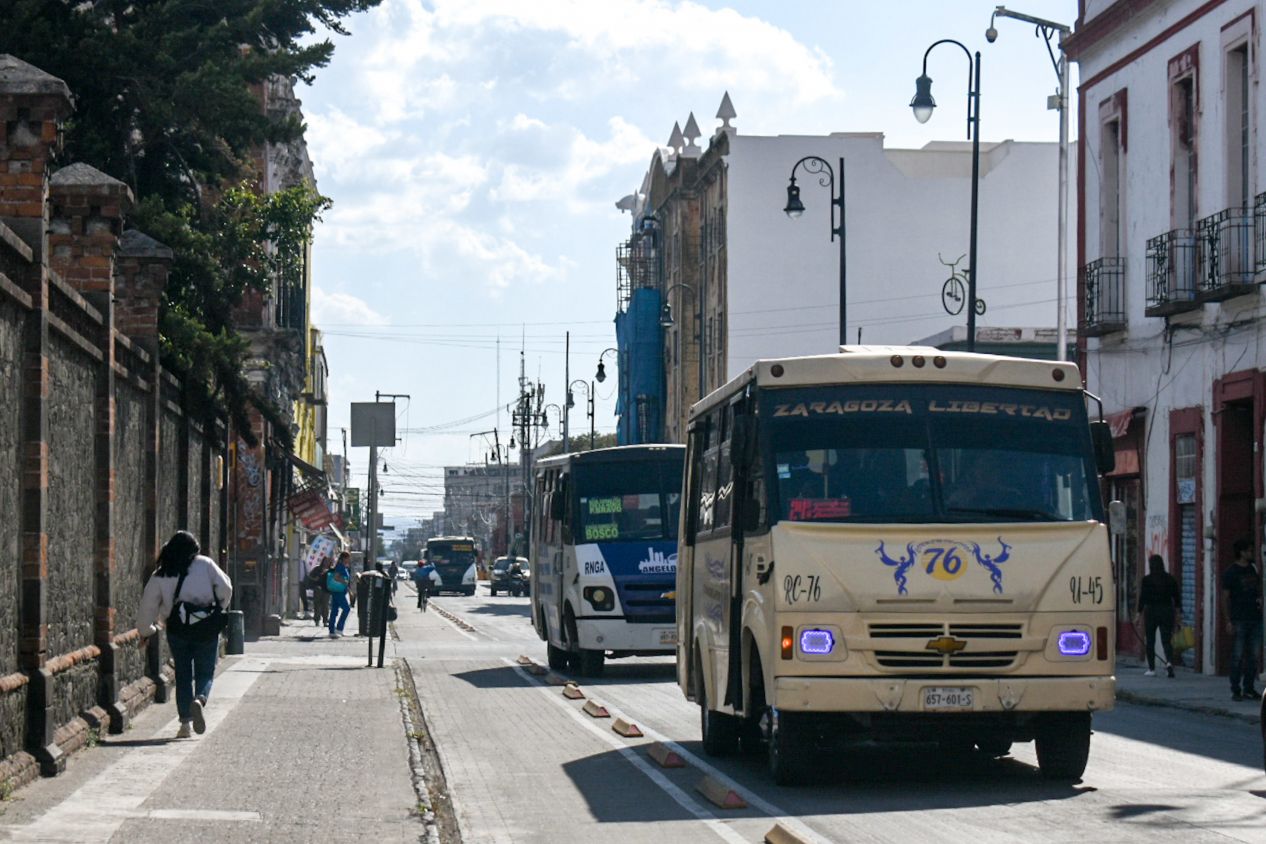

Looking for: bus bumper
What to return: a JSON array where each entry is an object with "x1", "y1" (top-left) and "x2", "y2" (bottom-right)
[
  {"x1": 772, "y1": 674, "x2": 1115, "y2": 714},
  {"x1": 575, "y1": 618, "x2": 677, "y2": 654}
]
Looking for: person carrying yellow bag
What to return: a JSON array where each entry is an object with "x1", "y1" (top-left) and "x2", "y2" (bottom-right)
[{"x1": 1136, "y1": 554, "x2": 1181, "y2": 678}]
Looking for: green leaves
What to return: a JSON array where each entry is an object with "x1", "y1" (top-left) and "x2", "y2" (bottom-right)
[{"x1": 0, "y1": 0, "x2": 372, "y2": 443}]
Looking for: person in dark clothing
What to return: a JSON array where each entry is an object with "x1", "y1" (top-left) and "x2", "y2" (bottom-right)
[
  {"x1": 1137, "y1": 554, "x2": 1181, "y2": 678},
  {"x1": 1221, "y1": 537, "x2": 1262, "y2": 701}
]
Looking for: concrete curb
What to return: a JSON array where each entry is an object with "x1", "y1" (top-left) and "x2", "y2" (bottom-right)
[
  {"x1": 395, "y1": 660, "x2": 442, "y2": 844},
  {"x1": 1115, "y1": 689, "x2": 1261, "y2": 726}
]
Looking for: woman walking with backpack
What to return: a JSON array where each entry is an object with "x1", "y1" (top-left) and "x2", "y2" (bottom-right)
[{"x1": 139, "y1": 531, "x2": 233, "y2": 739}]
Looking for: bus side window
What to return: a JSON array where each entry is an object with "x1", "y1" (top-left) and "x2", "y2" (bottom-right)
[
  {"x1": 733, "y1": 401, "x2": 766, "y2": 534},
  {"x1": 713, "y1": 405, "x2": 733, "y2": 530},
  {"x1": 698, "y1": 411, "x2": 720, "y2": 536},
  {"x1": 685, "y1": 421, "x2": 707, "y2": 545}
]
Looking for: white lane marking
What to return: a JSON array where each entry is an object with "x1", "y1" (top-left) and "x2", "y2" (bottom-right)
[
  {"x1": 145, "y1": 809, "x2": 261, "y2": 821},
  {"x1": 503, "y1": 659, "x2": 748, "y2": 844},
  {"x1": 585, "y1": 690, "x2": 834, "y2": 844},
  {"x1": 4, "y1": 657, "x2": 268, "y2": 843}
]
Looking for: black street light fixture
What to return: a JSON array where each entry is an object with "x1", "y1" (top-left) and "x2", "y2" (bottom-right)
[
  {"x1": 595, "y1": 347, "x2": 617, "y2": 383},
  {"x1": 783, "y1": 156, "x2": 845, "y2": 346},
  {"x1": 911, "y1": 38, "x2": 982, "y2": 352}
]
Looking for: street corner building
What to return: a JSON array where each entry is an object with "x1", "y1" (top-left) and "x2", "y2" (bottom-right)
[{"x1": 1068, "y1": 0, "x2": 1266, "y2": 676}]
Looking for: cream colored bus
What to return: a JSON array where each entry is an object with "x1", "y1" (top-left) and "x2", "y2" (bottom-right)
[{"x1": 676, "y1": 347, "x2": 1117, "y2": 785}]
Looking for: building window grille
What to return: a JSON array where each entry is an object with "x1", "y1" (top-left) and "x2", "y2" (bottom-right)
[
  {"x1": 1145, "y1": 229, "x2": 1199, "y2": 317},
  {"x1": 1195, "y1": 206, "x2": 1255, "y2": 299},
  {"x1": 1082, "y1": 257, "x2": 1126, "y2": 335}
]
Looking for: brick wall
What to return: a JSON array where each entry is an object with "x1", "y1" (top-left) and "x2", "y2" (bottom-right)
[{"x1": 0, "y1": 55, "x2": 227, "y2": 784}]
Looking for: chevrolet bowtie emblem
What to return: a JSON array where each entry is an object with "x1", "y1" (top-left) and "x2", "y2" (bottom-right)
[{"x1": 925, "y1": 635, "x2": 967, "y2": 655}]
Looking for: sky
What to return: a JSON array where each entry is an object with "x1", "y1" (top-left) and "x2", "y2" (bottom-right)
[{"x1": 299, "y1": 0, "x2": 1081, "y2": 524}]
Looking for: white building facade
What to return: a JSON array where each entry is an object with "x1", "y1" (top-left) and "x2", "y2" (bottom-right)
[
  {"x1": 1070, "y1": 0, "x2": 1266, "y2": 674},
  {"x1": 616, "y1": 100, "x2": 1076, "y2": 443}
]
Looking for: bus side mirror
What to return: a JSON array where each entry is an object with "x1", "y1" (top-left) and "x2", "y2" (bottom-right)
[{"x1": 1090, "y1": 420, "x2": 1115, "y2": 475}]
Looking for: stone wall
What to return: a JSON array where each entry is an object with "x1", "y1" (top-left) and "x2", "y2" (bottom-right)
[
  {"x1": 0, "y1": 294, "x2": 26, "y2": 762},
  {"x1": 188, "y1": 427, "x2": 205, "y2": 549},
  {"x1": 112, "y1": 377, "x2": 148, "y2": 688}
]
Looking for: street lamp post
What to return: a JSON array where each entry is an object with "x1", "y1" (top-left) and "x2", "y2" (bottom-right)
[
  {"x1": 911, "y1": 39, "x2": 982, "y2": 353},
  {"x1": 783, "y1": 156, "x2": 846, "y2": 346},
  {"x1": 569, "y1": 380, "x2": 595, "y2": 450},
  {"x1": 986, "y1": 7, "x2": 1072, "y2": 361},
  {"x1": 595, "y1": 347, "x2": 618, "y2": 384}
]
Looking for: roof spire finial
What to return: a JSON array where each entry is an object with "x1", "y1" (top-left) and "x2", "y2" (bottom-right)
[{"x1": 716, "y1": 91, "x2": 737, "y2": 137}]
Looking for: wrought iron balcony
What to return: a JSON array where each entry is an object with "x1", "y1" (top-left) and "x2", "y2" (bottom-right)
[
  {"x1": 1144, "y1": 228, "x2": 1199, "y2": 317},
  {"x1": 1196, "y1": 206, "x2": 1256, "y2": 301},
  {"x1": 1082, "y1": 257, "x2": 1126, "y2": 336},
  {"x1": 1255, "y1": 192, "x2": 1266, "y2": 278}
]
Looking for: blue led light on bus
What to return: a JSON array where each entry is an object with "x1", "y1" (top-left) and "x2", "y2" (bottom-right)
[
  {"x1": 799, "y1": 629, "x2": 835, "y2": 655},
  {"x1": 1056, "y1": 630, "x2": 1092, "y2": 657}
]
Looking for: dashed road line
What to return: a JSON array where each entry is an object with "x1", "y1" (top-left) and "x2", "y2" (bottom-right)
[{"x1": 503, "y1": 658, "x2": 749, "y2": 844}]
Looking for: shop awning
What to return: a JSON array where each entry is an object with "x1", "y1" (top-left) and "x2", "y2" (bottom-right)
[{"x1": 326, "y1": 522, "x2": 348, "y2": 550}]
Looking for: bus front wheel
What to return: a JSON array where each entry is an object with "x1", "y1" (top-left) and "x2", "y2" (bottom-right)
[
  {"x1": 767, "y1": 709, "x2": 810, "y2": 785},
  {"x1": 1034, "y1": 712, "x2": 1091, "y2": 781},
  {"x1": 695, "y1": 655, "x2": 738, "y2": 756},
  {"x1": 576, "y1": 649, "x2": 604, "y2": 677},
  {"x1": 547, "y1": 642, "x2": 570, "y2": 671}
]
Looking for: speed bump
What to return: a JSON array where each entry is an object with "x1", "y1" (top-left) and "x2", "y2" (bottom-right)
[
  {"x1": 562, "y1": 683, "x2": 585, "y2": 700},
  {"x1": 545, "y1": 673, "x2": 570, "y2": 686},
  {"x1": 582, "y1": 700, "x2": 610, "y2": 718},
  {"x1": 695, "y1": 775, "x2": 747, "y2": 809},
  {"x1": 525, "y1": 663, "x2": 548, "y2": 676},
  {"x1": 646, "y1": 742, "x2": 686, "y2": 768},
  {"x1": 516, "y1": 655, "x2": 533, "y2": 666},
  {"x1": 764, "y1": 823, "x2": 813, "y2": 844},
  {"x1": 611, "y1": 717, "x2": 643, "y2": 738}
]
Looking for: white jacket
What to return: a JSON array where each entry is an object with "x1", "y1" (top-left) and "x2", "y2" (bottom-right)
[{"x1": 138, "y1": 555, "x2": 233, "y2": 635}]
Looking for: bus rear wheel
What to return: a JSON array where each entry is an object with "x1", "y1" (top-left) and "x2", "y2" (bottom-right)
[
  {"x1": 576, "y1": 649, "x2": 604, "y2": 677},
  {"x1": 1035, "y1": 712, "x2": 1091, "y2": 781}
]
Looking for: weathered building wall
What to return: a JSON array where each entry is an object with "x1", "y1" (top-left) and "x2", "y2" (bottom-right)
[
  {"x1": 187, "y1": 427, "x2": 205, "y2": 547},
  {"x1": 112, "y1": 377, "x2": 148, "y2": 688},
  {"x1": 45, "y1": 332, "x2": 99, "y2": 725},
  {"x1": 158, "y1": 409, "x2": 181, "y2": 546},
  {"x1": 0, "y1": 294, "x2": 26, "y2": 761}
]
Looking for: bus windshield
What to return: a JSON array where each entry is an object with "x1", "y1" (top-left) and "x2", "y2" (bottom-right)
[
  {"x1": 574, "y1": 459, "x2": 683, "y2": 543},
  {"x1": 762, "y1": 384, "x2": 1102, "y2": 525},
  {"x1": 427, "y1": 540, "x2": 475, "y2": 566}
]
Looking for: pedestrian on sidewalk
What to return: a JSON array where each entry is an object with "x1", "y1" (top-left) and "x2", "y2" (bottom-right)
[
  {"x1": 307, "y1": 555, "x2": 332, "y2": 628},
  {"x1": 328, "y1": 551, "x2": 353, "y2": 638},
  {"x1": 412, "y1": 561, "x2": 435, "y2": 610},
  {"x1": 1221, "y1": 537, "x2": 1262, "y2": 701},
  {"x1": 138, "y1": 530, "x2": 233, "y2": 739},
  {"x1": 1137, "y1": 553, "x2": 1181, "y2": 678}
]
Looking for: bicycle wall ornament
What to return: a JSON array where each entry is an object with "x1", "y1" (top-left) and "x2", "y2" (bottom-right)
[{"x1": 939, "y1": 253, "x2": 986, "y2": 317}]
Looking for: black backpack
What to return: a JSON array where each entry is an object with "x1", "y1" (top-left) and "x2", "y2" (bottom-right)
[{"x1": 166, "y1": 565, "x2": 228, "y2": 640}]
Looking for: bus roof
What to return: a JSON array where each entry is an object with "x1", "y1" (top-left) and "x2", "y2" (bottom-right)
[
  {"x1": 427, "y1": 536, "x2": 476, "y2": 544},
  {"x1": 535, "y1": 443, "x2": 685, "y2": 473},
  {"x1": 690, "y1": 346, "x2": 1083, "y2": 419}
]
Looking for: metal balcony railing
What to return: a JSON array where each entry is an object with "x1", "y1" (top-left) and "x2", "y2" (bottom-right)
[
  {"x1": 1082, "y1": 257, "x2": 1126, "y2": 336},
  {"x1": 1196, "y1": 206, "x2": 1255, "y2": 300},
  {"x1": 1255, "y1": 192, "x2": 1266, "y2": 277},
  {"x1": 1145, "y1": 228, "x2": 1200, "y2": 317}
]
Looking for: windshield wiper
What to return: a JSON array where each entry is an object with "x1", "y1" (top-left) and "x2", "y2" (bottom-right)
[{"x1": 945, "y1": 506, "x2": 1061, "y2": 521}]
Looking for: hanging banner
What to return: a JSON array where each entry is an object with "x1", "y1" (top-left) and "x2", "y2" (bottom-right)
[
  {"x1": 302, "y1": 534, "x2": 338, "y2": 576},
  {"x1": 288, "y1": 487, "x2": 335, "y2": 530}
]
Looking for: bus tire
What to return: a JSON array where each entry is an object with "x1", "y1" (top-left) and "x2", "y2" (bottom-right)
[
  {"x1": 767, "y1": 709, "x2": 810, "y2": 785},
  {"x1": 1035, "y1": 712, "x2": 1091, "y2": 781},
  {"x1": 547, "y1": 642, "x2": 570, "y2": 671},
  {"x1": 695, "y1": 654, "x2": 738, "y2": 756},
  {"x1": 489, "y1": 586, "x2": 497, "y2": 596},
  {"x1": 975, "y1": 736, "x2": 1013, "y2": 757},
  {"x1": 577, "y1": 649, "x2": 604, "y2": 677}
]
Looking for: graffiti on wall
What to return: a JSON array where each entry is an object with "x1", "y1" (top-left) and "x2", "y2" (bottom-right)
[
  {"x1": 1147, "y1": 515, "x2": 1168, "y2": 565},
  {"x1": 236, "y1": 438, "x2": 265, "y2": 551}
]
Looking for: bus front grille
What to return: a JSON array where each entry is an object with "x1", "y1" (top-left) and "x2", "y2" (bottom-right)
[
  {"x1": 868, "y1": 621, "x2": 1023, "y2": 672},
  {"x1": 875, "y1": 651, "x2": 944, "y2": 668}
]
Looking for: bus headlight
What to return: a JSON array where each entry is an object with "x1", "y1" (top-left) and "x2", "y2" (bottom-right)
[
  {"x1": 584, "y1": 586, "x2": 615, "y2": 612},
  {"x1": 1055, "y1": 629, "x2": 1092, "y2": 657},
  {"x1": 799, "y1": 628, "x2": 835, "y2": 655}
]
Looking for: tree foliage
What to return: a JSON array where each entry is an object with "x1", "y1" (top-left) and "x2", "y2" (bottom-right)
[{"x1": 0, "y1": 0, "x2": 375, "y2": 444}]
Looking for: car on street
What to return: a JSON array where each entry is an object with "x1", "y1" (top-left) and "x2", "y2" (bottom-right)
[{"x1": 489, "y1": 556, "x2": 529, "y2": 596}]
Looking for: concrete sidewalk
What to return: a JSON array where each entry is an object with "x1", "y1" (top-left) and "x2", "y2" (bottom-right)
[
  {"x1": 1115, "y1": 656, "x2": 1263, "y2": 725},
  {"x1": 0, "y1": 619, "x2": 429, "y2": 843}
]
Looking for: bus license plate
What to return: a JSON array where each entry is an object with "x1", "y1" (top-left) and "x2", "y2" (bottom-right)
[
  {"x1": 658, "y1": 629, "x2": 678, "y2": 646},
  {"x1": 922, "y1": 687, "x2": 974, "y2": 710}
]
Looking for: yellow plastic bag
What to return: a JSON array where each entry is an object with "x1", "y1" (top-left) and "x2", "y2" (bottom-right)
[{"x1": 1171, "y1": 625, "x2": 1195, "y2": 655}]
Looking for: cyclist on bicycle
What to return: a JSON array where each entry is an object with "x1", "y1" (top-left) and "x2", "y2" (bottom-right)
[{"x1": 412, "y1": 561, "x2": 436, "y2": 610}]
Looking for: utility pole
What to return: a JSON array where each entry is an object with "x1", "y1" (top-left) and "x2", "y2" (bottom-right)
[
  {"x1": 562, "y1": 330, "x2": 570, "y2": 453},
  {"x1": 368, "y1": 391, "x2": 409, "y2": 571}
]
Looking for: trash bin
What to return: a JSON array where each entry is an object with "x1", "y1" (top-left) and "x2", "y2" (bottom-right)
[
  {"x1": 225, "y1": 610, "x2": 245, "y2": 655},
  {"x1": 355, "y1": 575, "x2": 370, "y2": 636}
]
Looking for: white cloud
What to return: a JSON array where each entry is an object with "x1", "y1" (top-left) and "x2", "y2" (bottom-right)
[
  {"x1": 493, "y1": 115, "x2": 655, "y2": 203},
  {"x1": 311, "y1": 287, "x2": 389, "y2": 326}
]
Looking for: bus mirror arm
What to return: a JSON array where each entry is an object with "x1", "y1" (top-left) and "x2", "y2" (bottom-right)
[{"x1": 756, "y1": 558, "x2": 774, "y2": 585}]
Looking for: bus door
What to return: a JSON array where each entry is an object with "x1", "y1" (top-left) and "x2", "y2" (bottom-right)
[
  {"x1": 724, "y1": 393, "x2": 754, "y2": 709},
  {"x1": 679, "y1": 423, "x2": 704, "y2": 690},
  {"x1": 550, "y1": 471, "x2": 570, "y2": 639}
]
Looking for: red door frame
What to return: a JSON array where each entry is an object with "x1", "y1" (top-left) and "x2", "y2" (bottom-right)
[
  {"x1": 1211, "y1": 369, "x2": 1264, "y2": 673},
  {"x1": 1169, "y1": 406, "x2": 1204, "y2": 671}
]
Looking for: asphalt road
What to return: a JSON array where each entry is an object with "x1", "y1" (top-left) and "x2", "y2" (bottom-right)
[{"x1": 397, "y1": 585, "x2": 1266, "y2": 844}]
